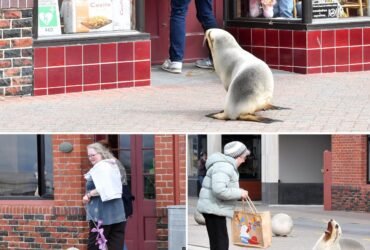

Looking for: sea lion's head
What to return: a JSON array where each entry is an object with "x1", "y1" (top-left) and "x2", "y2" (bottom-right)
[
  {"x1": 323, "y1": 219, "x2": 342, "y2": 244},
  {"x1": 204, "y1": 28, "x2": 239, "y2": 54}
]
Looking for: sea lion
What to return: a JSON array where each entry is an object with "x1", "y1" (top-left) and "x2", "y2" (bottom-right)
[{"x1": 204, "y1": 28, "x2": 286, "y2": 123}]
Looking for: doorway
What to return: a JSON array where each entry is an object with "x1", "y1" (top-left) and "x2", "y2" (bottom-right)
[
  {"x1": 222, "y1": 135, "x2": 262, "y2": 200},
  {"x1": 145, "y1": 0, "x2": 224, "y2": 64},
  {"x1": 108, "y1": 135, "x2": 157, "y2": 250}
]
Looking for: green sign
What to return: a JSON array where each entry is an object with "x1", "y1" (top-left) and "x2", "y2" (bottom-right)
[
  {"x1": 38, "y1": 0, "x2": 61, "y2": 36},
  {"x1": 38, "y1": 6, "x2": 58, "y2": 27}
]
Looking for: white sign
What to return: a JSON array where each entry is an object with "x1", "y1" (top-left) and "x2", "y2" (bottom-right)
[{"x1": 38, "y1": 0, "x2": 62, "y2": 36}]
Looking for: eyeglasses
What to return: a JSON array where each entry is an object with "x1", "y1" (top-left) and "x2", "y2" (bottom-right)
[{"x1": 88, "y1": 154, "x2": 98, "y2": 158}]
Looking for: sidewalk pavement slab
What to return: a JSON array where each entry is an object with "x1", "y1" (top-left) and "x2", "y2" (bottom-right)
[
  {"x1": 187, "y1": 197, "x2": 370, "y2": 250},
  {"x1": 0, "y1": 65, "x2": 369, "y2": 132}
]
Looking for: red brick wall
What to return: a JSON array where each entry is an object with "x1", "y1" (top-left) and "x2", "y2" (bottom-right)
[
  {"x1": 331, "y1": 135, "x2": 370, "y2": 212},
  {"x1": 0, "y1": 134, "x2": 93, "y2": 249},
  {"x1": 0, "y1": 134, "x2": 186, "y2": 249},
  {"x1": 155, "y1": 134, "x2": 186, "y2": 250},
  {"x1": 0, "y1": 8, "x2": 33, "y2": 95}
]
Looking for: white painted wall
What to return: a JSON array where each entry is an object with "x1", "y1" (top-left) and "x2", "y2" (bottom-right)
[
  {"x1": 207, "y1": 135, "x2": 222, "y2": 155},
  {"x1": 261, "y1": 135, "x2": 279, "y2": 183},
  {"x1": 279, "y1": 135, "x2": 331, "y2": 183}
]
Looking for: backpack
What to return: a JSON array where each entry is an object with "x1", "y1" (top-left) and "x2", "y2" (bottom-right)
[{"x1": 122, "y1": 184, "x2": 135, "y2": 219}]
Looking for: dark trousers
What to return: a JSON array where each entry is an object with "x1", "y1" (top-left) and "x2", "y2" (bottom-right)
[
  {"x1": 203, "y1": 213, "x2": 229, "y2": 250},
  {"x1": 88, "y1": 221, "x2": 126, "y2": 250},
  {"x1": 169, "y1": 0, "x2": 218, "y2": 61}
]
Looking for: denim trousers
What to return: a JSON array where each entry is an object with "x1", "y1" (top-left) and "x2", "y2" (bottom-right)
[
  {"x1": 169, "y1": 0, "x2": 218, "y2": 62},
  {"x1": 273, "y1": 0, "x2": 294, "y2": 18}
]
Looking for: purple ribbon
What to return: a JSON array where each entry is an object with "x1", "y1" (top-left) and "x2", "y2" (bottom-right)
[{"x1": 91, "y1": 220, "x2": 108, "y2": 250}]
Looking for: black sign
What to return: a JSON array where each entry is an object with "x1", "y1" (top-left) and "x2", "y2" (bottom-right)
[{"x1": 313, "y1": 3, "x2": 340, "y2": 18}]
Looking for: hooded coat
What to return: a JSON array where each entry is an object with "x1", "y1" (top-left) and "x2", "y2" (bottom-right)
[{"x1": 197, "y1": 152, "x2": 242, "y2": 218}]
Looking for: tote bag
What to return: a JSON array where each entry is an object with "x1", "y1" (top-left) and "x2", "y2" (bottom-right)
[{"x1": 231, "y1": 196, "x2": 272, "y2": 248}]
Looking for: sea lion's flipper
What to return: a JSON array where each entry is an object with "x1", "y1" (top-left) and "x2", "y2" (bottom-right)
[
  {"x1": 206, "y1": 111, "x2": 229, "y2": 120},
  {"x1": 238, "y1": 114, "x2": 282, "y2": 123},
  {"x1": 262, "y1": 104, "x2": 290, "y2": 111}
]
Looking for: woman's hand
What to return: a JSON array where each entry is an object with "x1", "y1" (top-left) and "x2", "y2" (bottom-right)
[
  {"x1": 241, "y1": 189, "x2": 249, "y2": 200},
  {"x1": 82, "y1": 193, "x2": 91, "y2": 204}
]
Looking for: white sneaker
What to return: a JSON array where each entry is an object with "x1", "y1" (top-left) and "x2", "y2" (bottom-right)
[
  {"x1": 195, "y1": 58, "x2": 214, "y2": 69},
  {"x1": 161, "y1": 59, "x2": 182, "y2": 74}
]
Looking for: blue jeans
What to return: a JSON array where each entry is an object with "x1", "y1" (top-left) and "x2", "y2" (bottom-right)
[
  {"x1": 273, "y1": 0, "x2": 293, "y2": 18},
  {"x1": 169, "y1": 0, "x2": 218, "y2": 62}
]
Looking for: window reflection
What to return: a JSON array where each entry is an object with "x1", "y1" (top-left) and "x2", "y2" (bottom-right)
[
  {"x1": 0, "y1": 135, "x2": 53, "y2": 197},
  {"x1": 142, "y1": 135, "x2": 155, "y2": 199}
]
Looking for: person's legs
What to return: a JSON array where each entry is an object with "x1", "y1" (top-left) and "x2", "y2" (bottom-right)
[
  {"x1": 194, "y1": 0, "x2": 218, "y2": 31},
  {"x1": 88, "y1": 221, "x2": 110, "y2": 250},
  {"x1": 106, "y1": 221, "x2": 126, "y2": 250},
  {"x1": 194, "y1": 0, "x2": 218, "y2": 68},
  {"x1": 278, "y1": 0, "x2": 293, "y2": 17},
  {"x1": 203, "y1": 213, "x2": 229, "y2": 250},
  {"x1": 169, "y1": 0, "x2": 192, "y2": 62}
]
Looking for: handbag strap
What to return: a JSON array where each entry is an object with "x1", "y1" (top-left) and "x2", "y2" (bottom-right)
[{"x1": 242, "y1": 195, "x2": 258, "y2": 214}]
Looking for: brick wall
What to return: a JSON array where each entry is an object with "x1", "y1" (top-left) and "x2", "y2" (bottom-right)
[
  {"x1": 0, "y1": 0, "x2": 33, "y2": 9},
  {"x1": 331, "y1": 135, "x2": 370, "y2": 212},
  {"x1": 0, "y1": 8, "x2": 33, "y2": 95},
  {"x1": 0, "y1": 134, "x2": 94, "y2": 249},
  {"x1": 155, "y1": 135, "x2": 186, "y2": 250},
  {"x1": 0, "y1": 134, "x2": 186, "y2": 249}
]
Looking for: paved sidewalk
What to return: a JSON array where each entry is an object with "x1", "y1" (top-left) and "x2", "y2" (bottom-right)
[
  {"x1": 187, "y1": 197, "x2": 370, "y2": 250},
  {"x1": 0, "y1": 65, "x2": 370, "y2": 132}
]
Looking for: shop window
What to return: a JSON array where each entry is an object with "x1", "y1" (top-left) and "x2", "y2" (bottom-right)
[
  {"x1": 34, "y1": 0, "x2": 141, "y2": 38},
  {"x1": 0, "y1": 135, "x2": 53, "y2": 199},
  {"x1": 227, "y1": 0, "x2": 370, "y2": 28},
  {"x1": 188, "y1": 135, "x2": 207, "y2": 177}
]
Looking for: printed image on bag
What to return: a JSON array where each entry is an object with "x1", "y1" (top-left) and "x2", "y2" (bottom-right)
[{"x1": 231, "y1": 197, "x2": 272, "y2": 248}]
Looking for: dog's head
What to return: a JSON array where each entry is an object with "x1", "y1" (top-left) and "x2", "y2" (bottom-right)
[
  {"x1": 204, "y1": 28, "x2": 239, "y2": 53},
  {"x1": 323, "y1": 219, "x2": 342, "y2": 244}
]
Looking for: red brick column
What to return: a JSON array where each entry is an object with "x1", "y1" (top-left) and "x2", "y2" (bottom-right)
[
  {"x1": 331, "y1": 135, "x2": 370, "y2": 212},
  {"x1": 155, "y1": 134, "x2": 186, "y2": 250},
  {"x1": 0, "y1": 134, "x2": 94, "y2": 249}
]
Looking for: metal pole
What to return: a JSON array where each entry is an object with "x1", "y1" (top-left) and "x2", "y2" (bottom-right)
[
  {"x1": 136, "y1": 0, "x2": 145, "y2": 32},
  {"x1": 302, "y1": 0, "x2": 313, "y2": 24}
]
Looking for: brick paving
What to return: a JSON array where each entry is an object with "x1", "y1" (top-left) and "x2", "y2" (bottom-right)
[
  {"x1": 187, "y1": 197, "x2": 370, "y2": 250},
  {"x1": 0, "y1": 65, "x2": 370, "y2": 132}
]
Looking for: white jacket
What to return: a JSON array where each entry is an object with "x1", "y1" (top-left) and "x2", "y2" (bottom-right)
[{"x1": 85, "y1": 159, "x2": 122, "y2": 202}]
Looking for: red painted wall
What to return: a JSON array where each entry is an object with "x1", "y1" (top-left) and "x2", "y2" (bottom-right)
[{"x1": 331, "y1": 135, "x2": 370, "y2": 212}]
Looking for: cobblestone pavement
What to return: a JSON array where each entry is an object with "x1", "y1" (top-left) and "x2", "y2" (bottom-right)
[
  {"x1": 187, "y1": 197, "x2": 370, "y2": 250},
  {"x1": 0, "y1": 65, "x2": 370, "y2": 132}
]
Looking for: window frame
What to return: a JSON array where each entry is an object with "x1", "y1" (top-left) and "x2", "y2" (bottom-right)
[
  {"x1": 225, "y1": 0, "x2": 370, "y2": 30},
  {"x1": 32, "y1": 0, "x2": 145, "y2": 39},
  {"x1": 0, "y1": 135, "x2": 53, "y2": 200}
]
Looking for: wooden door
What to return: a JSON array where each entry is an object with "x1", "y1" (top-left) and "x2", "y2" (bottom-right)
[
  {"x1": 109, "y1": 135, "x2": 157, "y2": 250},
  {"x1": 145, "y1": 0, "x2": 224, "y2": 64}
]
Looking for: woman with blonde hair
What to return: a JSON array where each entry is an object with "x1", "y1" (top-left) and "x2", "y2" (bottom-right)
[{"x1": 83, "y1": 142, "x2": 126, "y2": 250}]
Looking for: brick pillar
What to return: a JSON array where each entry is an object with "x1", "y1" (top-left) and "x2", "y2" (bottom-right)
[
  {"x1": 155, "y1": 134, "x2": 186, "y2": 250},
  {"x1": 0, "y1": 8, "x2": 33, "y2": 95},
  {"x1": 331, "y1": 135, "x2": 370, "y2": 212}
]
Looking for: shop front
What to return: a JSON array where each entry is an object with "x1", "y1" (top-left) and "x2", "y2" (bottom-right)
[
  {"x1": 224, "y1": 0, "x2": 370, "y2": 74},
  {"x1": 1, "y1": 0, "x2": 151, "y2": 96},
  {"x1": 0, "y1": 134, "x2": 186, "y2": 250}
]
